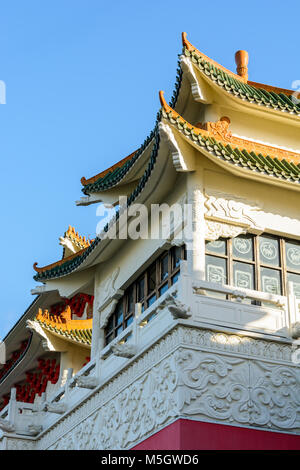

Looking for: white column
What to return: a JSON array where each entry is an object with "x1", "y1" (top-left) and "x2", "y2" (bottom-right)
[{"x1": 186, "y1": 169, "x2": 206, "y2": 280}]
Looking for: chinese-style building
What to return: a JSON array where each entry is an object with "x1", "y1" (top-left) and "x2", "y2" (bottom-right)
[{"x1": 1, "y1": 32, "x2": 300, "y2": 450}]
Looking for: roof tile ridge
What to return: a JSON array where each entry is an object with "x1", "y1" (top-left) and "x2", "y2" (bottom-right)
[
  {"x1": 248, "y1": 80, "x2": 295, "y2": 98},
  {"x1": 36, "y1": 307, "x2": 93, "y2": 331},
  {"x1": 33, "y1": 245, "x2": 89, "y2": 274},
  {"x1": 181, "y1": 32, "x2": 246, "y2": 83},
  {"x1": 63, "y1": 226, "x2": 91, "y2": 249},
  {"x1": 81, "y1": 150, "x2": 137, "y2": 186}
]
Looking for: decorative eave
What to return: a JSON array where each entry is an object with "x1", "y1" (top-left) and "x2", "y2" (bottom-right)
[
  {"x1": 182, "y1": 32, "x2": 300, "y2": 117},
  {"x1": 33, "y1": 246, "x2": 88, "y2": 275},
  {"x1": 160, "y1": 91, "x2": 300, "y2": 185},
  {"x1": 80, "y1": 149, "x2": 139, "y2": 196},
  {"x1": 34, "y1": 306, "x2": 92, "y2": 347},
  {"x1": 60, "y1": 226, "x2": 92, "y2": 259}
]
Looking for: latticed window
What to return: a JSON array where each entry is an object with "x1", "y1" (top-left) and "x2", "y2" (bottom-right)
[
  {"x1": 205, "y1": 233, "x2": 300, "y2": 298},
  {"x1": 105, "y1": 246, "x2": 186, "y2": 345}
]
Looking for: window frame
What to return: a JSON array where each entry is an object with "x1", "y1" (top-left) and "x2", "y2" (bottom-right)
[
  {"x1": 205, "y1": 234, "x2": 300, "y2": 298},
  {"x1": 105, "y1": 245, "x2": 186, "y2": 345}
]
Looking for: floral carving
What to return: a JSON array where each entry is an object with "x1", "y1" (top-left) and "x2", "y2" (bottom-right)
[
  {"x1": 47, "y1": 357, "x2": 177, "y2": 450},
  {"x1": 176, "y1": 349, "x2": 300, "y2": 431},
  {"x1": 205, "y1": 220, "x2": 246, "y2": 241},
  {"x1": 196, "y1": 117, "x2": 232, "y2": 141},
  {"x1": 8, "y1": 327, "x2": 300, "y2": 450}
]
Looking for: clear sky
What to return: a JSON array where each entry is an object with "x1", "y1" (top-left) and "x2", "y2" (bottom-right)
[{"x1": 0, "y1": 0, "x2": 299, "y2": 338}]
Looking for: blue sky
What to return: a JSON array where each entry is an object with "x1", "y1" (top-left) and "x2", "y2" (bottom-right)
[{"x1": 0, "y1": 0, "x2": 299, "y2": 338}]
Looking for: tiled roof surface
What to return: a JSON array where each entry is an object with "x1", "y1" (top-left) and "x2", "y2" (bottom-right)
[
  {"x1": 183, "y1": 45, "x2": 300, "y2": 116},
  {"x1": 35, "y1": 307, "x2": 92, "y2": 346},
  {"x1": 36, "y1": 320, "x2": 92, "y2": 345},
  {"x1": 161, "y1": 95, "x2": 300, "y2": 182}
]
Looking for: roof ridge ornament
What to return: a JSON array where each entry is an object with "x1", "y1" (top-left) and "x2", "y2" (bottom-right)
[
  {"x1": 159, "y1": 90, "x2": 169, "y2": 111},
  {"x1": 235, "y1": 50, "x2": 249, "y2": 82},
  {"x1": 196, "y1": 117, "x2": 232, "y2": 141}
]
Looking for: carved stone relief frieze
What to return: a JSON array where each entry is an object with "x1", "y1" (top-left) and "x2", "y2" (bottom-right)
[
  {"x1": 205, "y1": 220, "x2": 247, "y2": 241},
  {"x1": 204, "y1": 194, "x2": 261, "y2": 228},
  {"x1": 28, "y1": 326, "x2": 300, "y2": 451},
  {"x1": 175, "y1": 347, "x2": 300, "y2": 431}
]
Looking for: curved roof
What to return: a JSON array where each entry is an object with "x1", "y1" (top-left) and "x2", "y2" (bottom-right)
[
  {"x1": 33, "y1": 32, "x2": 300, "y2": 283},
  {"x1": 160, "y1": 91, "x2": 300, "y2": 183},
  {"x1": 182, "y1": 33, "x2": 300, "y2": 116},
  {"x1": 34, "y1": 307, "x2": 92, "y2": 346}
]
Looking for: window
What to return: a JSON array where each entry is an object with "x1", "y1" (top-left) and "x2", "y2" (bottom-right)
[
  {"x1": 205, "y1": 234, "x2": 300, "y2": 298},
  {"x1": 105, "y1": 245, "x2": 186, "y2": 345}
]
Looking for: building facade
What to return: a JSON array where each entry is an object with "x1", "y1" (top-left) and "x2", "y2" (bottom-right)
[{"x1": 1, "y1": 33, "x2": 300, "y2": 450}]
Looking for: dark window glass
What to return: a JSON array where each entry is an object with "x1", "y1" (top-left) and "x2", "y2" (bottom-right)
[
  {"x1": 147, "y1": 293, "x2": 157, "y2": 307},
  {"x1": 172, "y1": 247, "x2": 182, "y2": 269},
  {"x1": 115, "y1": 301, "x2": 123, "y2": 326},
  {"x1": 127, "y1": 287, "x2": 134, "y2": 314},
  {"x1": 159, "y1": 283, "x2": 169, "y2": 296},
  {"x1": 161, "y1": 255, "x2": 168, "y2": 281},
  {"x1": 106, "y1": 333, "x2": 114, "y2": 345},
  {"x1": 148, "y1": 264, "x2": 156, "y2": 293},
  {"x1": 105, "y1": 246, "x2": 184, "y2": 344},
  {"x1": 107, "y1": 315, "x2": 114, "y2": 333},
  {"x1": 137, "y1": 277, "x2": 145, "y2": 302},
  {"x1": 126, "y1": 315, "x2": 134, "y2": 327},
  {"x1": 116, "y1": 325, "x2": 123, "y2": 337}
]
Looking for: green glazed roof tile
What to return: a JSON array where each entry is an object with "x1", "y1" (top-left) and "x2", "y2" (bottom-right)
[
  {"x1": 162, "y1": 108, "x2": 300, "y2": 183},
  {"x1": 184, "y1": 47, "x2": 300, "y2": 116}
]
